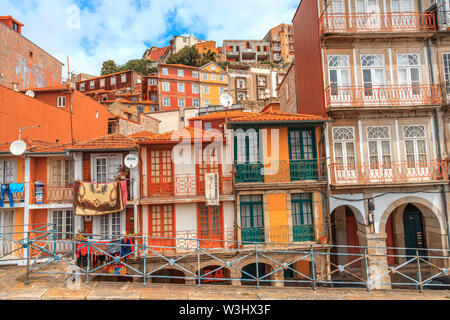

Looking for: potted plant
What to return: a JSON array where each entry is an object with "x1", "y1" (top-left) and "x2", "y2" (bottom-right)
[{"x1": 116, "y1": 165, "x2": 129, "y2": 180}]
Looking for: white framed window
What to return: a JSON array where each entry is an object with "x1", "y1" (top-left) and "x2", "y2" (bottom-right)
[
  {"x1": 219, "y1": 74, "x2": 224, "y2": 82},
  {"x1": 397, "y1": 54, "x2": 421, "y2": 94},
  {"x1": 204, "y1": 122, "x2": 212, "y2": 131},
  {"x1": 0, "y1": 160, "x2": 16, "y2": 184},
  {"x1": 80, "y1": 83, "x2": 85, "y2": 91},
  {"x1": 177, "y1": 83, "x2": 185, "y2": 92},
  {"x1": 367, "y1": 126, "x2": 392, "y2": 169},
  {"x1": 203, "y1": 99, "x2": 209, "y2": 107},
  {"x1": 162, "y1": 68, "x2": 169, "y2": 75},
  {"x1": 162, "y1": 82, "x2": 170, "y2": 91},
  {"x1": 91, "y1": 154, "x2": 122, "y2": 183},
  {"x1": 93, "y1": 211, "x2": 125, "y2": 240},
  {"x1": 361, "y1": 54, "x2": 385, "y2": 95},
  {"x1": 49, "y1": 210, "x2": 74, "y2": 240},
  {"x1": 49, "y1": 159, "x2": 73, "y2": 187},
  {"x1": 163, "y1": 97, "x2": 170, "y2": 107},
  {"x1": 192, "y1": 71, "x2": 199, "y2": 78},
  {"x1": 202, "y1": 73, "x2": 208, "y2": 80},
  {"x1": 328, "y1": 55, "x2": 350, "y2": 95},
  {"x1": 203, "y1": 85, "x2": 209, "y2": 94},
  {"x1": 100, "y1": 78, "x2": 105, "y2": 87},
  {"x1": 137, "y1": 105, "x2": 144, "y2": 113},
  {"x1": 57, "y1": 96, "x2": 66, "y2": 108},
  {"x1": 121, "y1": 74, "x2": 126, "y2": 83},
  {"x1": 211, "y1": 65, "x2": 215, "y2": 70},
  {"x1": 90, "y1": 80, "x2": 95, "y2": 89},
  {"x1": 332, "y1": 127, "x2": 356, "y2": 168},
  {"x1": 211, "y1": 73, "x2": 216, "y2": 81},
  {"x1": 151, "y1": 94, "x2": 157, "y2": 101},
  {"x1": 219, "y1": 87, "x2": 225, "y2": 95},
  {"x1": 110, "y1": 77, "x2": 116, "y2": 85},
  {"x1": 0, "y1": 210, "x2": 15, "y2": 240},
  {"x1": 193, "y1": 85, "x2": 199, "y2": 93},
  {"x1": 178, "y1": 98, "x2": 185, "y2": 107},
  {"x1": 403, "y1": 125, "x2": 427, "y2": 167},
  {"x1": 148, "y1": 78, "x2": 157, "y2": 85},
  {"x1": 193, "y1": 99, "x2": 200, "y2": 107},
  {"x1": 177, "y1": 69, "x2": 184, "y2": 77},
  {"x1": 391, "y1": 0, "x2": 413, "y2": 12}
]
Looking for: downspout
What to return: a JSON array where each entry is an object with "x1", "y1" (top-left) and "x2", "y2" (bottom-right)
[{"x1": 425, "y1": 16, "x2": 450, "y2": 248}]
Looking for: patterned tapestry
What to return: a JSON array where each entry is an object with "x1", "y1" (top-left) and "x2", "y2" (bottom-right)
[{"x1": 74, "y1": 181, "x2": 124, "y2": 216}]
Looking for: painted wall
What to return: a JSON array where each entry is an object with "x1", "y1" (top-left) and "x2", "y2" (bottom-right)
[{"x1": 0, "y1": 22, "x2": 62, "y2": 90}]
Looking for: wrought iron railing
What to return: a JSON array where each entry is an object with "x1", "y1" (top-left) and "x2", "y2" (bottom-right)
[
  {"x1": 320, "y1": 11, "x2": 436, "y2": 34},
  {"x1": 235, "y1": 160, "x2": 327, "y2": 183},
  {"x1": 241, "y1": 225, "x2": 317, "y2": 244},
  {"x1": 329, "y1": 161, "x2": 448, "y2": 185},
  {"x1": 325, "y1": 85, "x2": 442, "y2": 108}
]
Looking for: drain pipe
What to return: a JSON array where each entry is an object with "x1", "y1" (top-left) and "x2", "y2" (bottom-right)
[{"x1": 425, "y1": 28, "x2": 450, "y2": 249}]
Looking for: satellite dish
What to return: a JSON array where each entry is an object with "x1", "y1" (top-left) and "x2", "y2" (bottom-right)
[
  {"x1": 124, "y1": 153, "x2": 139, "y2": 169},
  {"x1": 220, "y1": 92, "x2": 233, "y2": 108},
  {"x1": 25, "y1": 90, "x2": 35, "y2": 98},
  {"x1": 9, "y1": 140, "x2": 27, "y2": 156}
]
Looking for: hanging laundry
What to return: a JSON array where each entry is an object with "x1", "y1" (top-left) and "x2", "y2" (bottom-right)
[
  {"x1": 120, "y1": 180, "x2": 128, "y2": 208},
  {"x1": 120, "y1": 237, "x2": 134, "y2": 259},
  {"x1": 107, "y1": 239, "x2": 121, "y2": 255},
  {"x1": 9, "y1": 183, "x2": 24, "y2": 194},
  {"x1": 0, "y1": 184, "x2": 14, "y2": 207},
  {"x1": 73, "y1": 181, "x2": 123, "y2": 216}
]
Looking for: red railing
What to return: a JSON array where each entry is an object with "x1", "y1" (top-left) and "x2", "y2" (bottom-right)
[
  {"x1": 329, "y1": 161, "x2": 448, "y2": 185},
  {"x1": 320, "y1": 11, "x2": 436, "y2": 34},
  {"x1": 325, "y1": 85, "x2": 442, "y2": 108}
]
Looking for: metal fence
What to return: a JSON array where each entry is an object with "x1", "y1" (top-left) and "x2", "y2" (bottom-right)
[{"x1": 0, "y1": 226, "x2": 449, "y2": 291}]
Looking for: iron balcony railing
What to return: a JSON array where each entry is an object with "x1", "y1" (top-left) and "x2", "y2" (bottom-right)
[
  {"x1": 329, "y1": 161, "x2": 448, "y2": 185},
  {"x1": 325, "y1": 85, "x2": 442, "y2": 108},
  {"x1": 241, "y1": 224, "x2": 317, "y2": 244},
  {"x1": 319, "y1": 11, "x2": 436, "y2": 34},
  {"x1": 31, "y1": 184, "x2": 73, "y2": 204},
  {"x1": 234, "y1": 160, "x2": 327, "y2": 183}
]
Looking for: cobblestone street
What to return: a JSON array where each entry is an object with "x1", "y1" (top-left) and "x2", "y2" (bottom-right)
[{"x1": 0, "y1": 266, "x2": 448, "y2": 300}]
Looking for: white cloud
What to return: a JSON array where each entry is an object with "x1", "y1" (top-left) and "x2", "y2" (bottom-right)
[{"x1": 0, "y1": 0, "x2": 298, "y2": 78}]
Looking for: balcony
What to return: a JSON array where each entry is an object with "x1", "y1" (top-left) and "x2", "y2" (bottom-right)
[
  {"x1": 31, "y1": 184, "x2": 73, "y2": 204},
  {"x1": 234, "y1": 160, "x2": 327, "y2": 184},
  {"x1": 325, "y1": 85, "x2": 442, "y2": 108},
  {"x1": 240, "y1": 225, "x2": 319, "y2": 244},
  {"x1": 320, "y1": 12, "x2": 436, "y2": 34},
  {"x1": 142, "y1": 174, "x2": 233, "y2": 199},
  {"x1": 329, "y1": 161, "x2": 448, "y2": 186}
]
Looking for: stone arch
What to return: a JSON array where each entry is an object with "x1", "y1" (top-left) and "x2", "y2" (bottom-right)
[
  {"x1": 194, "y1": 264, "x2": 232, "y2": 285},
  {"x1": 378, "y1": 196, "x2": 448, "y2": 266},
  {"x1": 148, "y1": 267, "x2": 187, "y2": 284},
  {"x1": 330, "y1": 202, "x2": 365, "y2": 225}
]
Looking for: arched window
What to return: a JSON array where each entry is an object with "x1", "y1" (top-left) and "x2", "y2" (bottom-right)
[
  {"x1": 328, "y1": 55, "x2": 350, "y2": 95},
  {"x1": 367, "y1": 126, "x2": 392, "y2": 168},
  {"x1": 332, "y1": 127, "x2": 356, "y2": 168},
  {"x1": 403, "y1": 125, "x2": 427, "y2": 167},
  {"x1": 361, "y1": 54, "x2": 385, "y2": 96}
]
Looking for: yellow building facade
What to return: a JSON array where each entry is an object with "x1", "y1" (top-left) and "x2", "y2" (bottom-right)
[{"x1": 199, "y1": 61, "x2": 228, "y2": 107}]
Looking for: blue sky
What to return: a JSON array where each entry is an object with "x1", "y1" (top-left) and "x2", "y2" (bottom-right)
[{"x1": 1, "y1": 0, "x2": 299, "y2": 77}]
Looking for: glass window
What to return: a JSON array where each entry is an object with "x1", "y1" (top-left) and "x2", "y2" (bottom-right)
[
  {"x1": 163, "y1": 97, "x2": 170, "y2": 107},
  {"x1": 192, "y1": 71, "x2": 199, "y2": 78},
  {"x1": 203, "y1": 73, "x2": 208, "y2": 80},
  {"x1": 162, "y1": 68, "x2": 169, "y2": 75},
  {"x1": 193, "y1": 85, "x2": 199, "y2": 93},
  {"x1": 177, "y1": 83, "x2": 185, "y2": 92},
  {"x1": 100, "y1": 78, "x2": 105, "y2": 87},
  {"x1": 211, "y1": 73, "x2": 216, "y2": 81},
  {"x1": 110, "y1": 77, "x2": 116, "y2": 85},
  {"x1": 240, "y1": 195, "x2": 264, "y2": 242},
  {"x1": 203, "y1": 85, "x2": 209, "y2": 94},
  {"x1": 193, "y1": 99, "x2": 199, "y2": 107},
  {"x1": 177, "y1": 69, "x2": 184, "y2": 77},
  {"x1": 162, "y1": 82, "x2": 170, "y2": 91},
  {"x1": 404, "y1": 125, "x2": 427, "y2": 167},
  {"x1": 367, "y1": 127, "x2": 392, "y2": 169},
  {"x1": 90, "y1": 81, "x2": 95, "y2": 89},
  {"x1": 121, "y1": 74, "x2": 126, "y2": 83},
  {"x1": 178, "y1": 98, "x2": 185, "y2": 107},
  {"x1": 51, "y1": 210, "x2": 74, "y2": 240},
  {"x1": 332, "y1": 127, "x2": 356, "y2": 169}
]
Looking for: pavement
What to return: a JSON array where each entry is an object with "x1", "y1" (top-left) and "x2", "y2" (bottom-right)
[{"x1": 0, "y1": 265, "x2": 449, "y2": 300}]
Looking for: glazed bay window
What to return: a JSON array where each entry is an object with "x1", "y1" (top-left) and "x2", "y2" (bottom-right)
[
  {"x1": 92, "y1": 155, "x2": 122, "y2": 183},
  {"x1": 291, "y1": 193, "x2": 314, "y2": 242},
  {"x1": 367, "y1": 127, "x2": 392, "y2": 169},
  {"x1": 404, "y1": 125, "x2": 427, "y2": 168},
  {"x1": 240, "y1": 195, "x2": 264, "y2": 243}
]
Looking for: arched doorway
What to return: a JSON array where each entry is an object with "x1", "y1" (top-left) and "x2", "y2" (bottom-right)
[
  {"x1": 241, "y1": 263, "x2": 273, "y2": 286},
  {"x1": 330, "y1": 205, "x2": 362, "y2": 268},
  {"x1": 198, "y1": 265, "x2": 231, "y2": 285},
  {"x1": 151, "y1": 268, "x2": 186, "y2": 284},
  {"x1": 403, "y1": 204, "x2": 426, "y2": 258},
  {"x1": 283, "y1": 260, "x2": 312, "y2": 287}
]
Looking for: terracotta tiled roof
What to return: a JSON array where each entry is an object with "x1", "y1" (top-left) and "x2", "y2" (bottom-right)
[
  {"x1": 159, "y1": 63, "x2": 200, "y2": 70},
  {"x1": 127, "y1": 131, "x2": 157, "y2": 140},
  {"x1": 229, "y1": 112, "x2": 330, "y2": 123},
  {"x1": 67, "y1": 133, "x2": 137, "y2": 151},
  {"x1": 76, "y1": 70, "x2": 144, "y2": 83},
  {"x1": 188, "y1": 110, "x2": 257, "y2": 121},
  {"x1": 136, "y1": 126, "x2": 222, "y2": 144},
  {"x1": 20, "y1": 86, "x2": 70, "y2": 92},
  {"x1": 0, "y1": 139, "x2": 71, "y2": 154}
]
